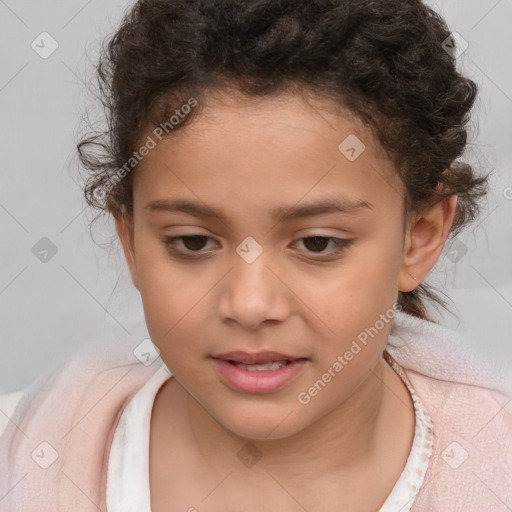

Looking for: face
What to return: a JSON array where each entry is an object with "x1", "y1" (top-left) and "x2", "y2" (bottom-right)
[{"x1": 118, "y1": 90, "x2": 414, "y2": 440}]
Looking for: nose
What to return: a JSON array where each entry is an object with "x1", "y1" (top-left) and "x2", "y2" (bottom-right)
[{"x1": 217, "y1": 246, "x2": 291, "y2": 330}]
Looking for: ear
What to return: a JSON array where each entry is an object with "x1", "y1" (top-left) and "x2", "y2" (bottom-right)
[
  {"x1": 398, "y1": 195, "x2": 458, "y2": 292},
  {"x1": 114, "y1": 210, "x2": 139, "y2": 290}
]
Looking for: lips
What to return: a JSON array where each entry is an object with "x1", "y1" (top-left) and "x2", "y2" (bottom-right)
[
  {"x1": 213, "y1": 350, "x2": 302, "y2": 365},
  {"x1": 212, "y1": 351, "x2": 308, "y2": 393}
]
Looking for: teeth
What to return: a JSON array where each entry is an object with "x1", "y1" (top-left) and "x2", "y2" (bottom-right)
[{"x1": 232, "y1": 360, "x2": 290, "y2": 371}]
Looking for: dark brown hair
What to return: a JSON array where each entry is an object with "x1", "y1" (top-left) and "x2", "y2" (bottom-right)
[{"x1": 78, "y1": 0, "x2": 489, "y2": 321}]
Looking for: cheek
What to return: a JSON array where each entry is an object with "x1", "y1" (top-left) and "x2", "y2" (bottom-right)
[
  {"x1": 134, "y1": 242, "x2": 222, "y2": 372},
  {"x1": 306, "y1": 232, "x2": 404, "y2": 361},
  {"x1": 352, "y1": 222, "x2": 404, "y2": 292},
  {"x1": 134, "y1": 243, "x2": 195, "y2": 345},
  {"x1": 314, "y1": 236, "x2": 402, "y2": 319}
]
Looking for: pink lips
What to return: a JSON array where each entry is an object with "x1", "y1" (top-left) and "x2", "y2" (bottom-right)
[{"x1": 212, "y1": 351, "x2": 308, "y2": 394}]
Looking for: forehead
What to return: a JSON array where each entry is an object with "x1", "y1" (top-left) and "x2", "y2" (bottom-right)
[{"x1": 133, "y1": 90, "x2": 403, "y2": 216}]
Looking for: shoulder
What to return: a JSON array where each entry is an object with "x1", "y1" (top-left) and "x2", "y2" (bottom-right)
[
  {"x1": 385, "y1": 312, "x2": 512, "y2": 508},
  {"x1": 387, "y1": 310, "x2": 512, "y2": 460},
  {"x1": 0, "y1": 333, "x2": 162, "y2": 454},
  {"x1": 0, "y1": 334, "x2": 165, "y2": 509},
  {"x1": 405, "y1": 368, "x2": 511, "y2": 439},
  {"x1": 387, "y1": 310, "x2": 512, "y2": 396},
  {"x1": 408, "y1": 373, "x2": 512, "y2": 509}
]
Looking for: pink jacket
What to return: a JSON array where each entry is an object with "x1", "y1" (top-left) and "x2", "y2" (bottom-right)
[{"x1": 1, "y1": 312, "x2": 511, "y2": 511}]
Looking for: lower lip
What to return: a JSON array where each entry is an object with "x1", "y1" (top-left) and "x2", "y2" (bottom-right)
[{"x1": 212, "y1": 358, "x2": 307, "y2": 394}]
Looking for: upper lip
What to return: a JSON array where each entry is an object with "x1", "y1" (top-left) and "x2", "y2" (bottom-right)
[{"x1": 213, "y1": 351, "x2": 303, "y2": 365}]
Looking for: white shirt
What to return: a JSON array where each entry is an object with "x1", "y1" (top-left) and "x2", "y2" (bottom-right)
[{"x1": 106, "y1": 353, "x2": 434, "y2": 511}]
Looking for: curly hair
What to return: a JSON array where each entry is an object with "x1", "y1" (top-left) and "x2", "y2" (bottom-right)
[{"x1": 78, "y1": 0, "x2": 489, "y2": 321}]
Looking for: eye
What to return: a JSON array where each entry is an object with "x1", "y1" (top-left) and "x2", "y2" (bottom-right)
[
  {"x1": 162, "y1": 234, "x2": 351, "y2": 260},
  {"x1": 293, "y1": 236, "x2": 350, "y2": 257},
  {"x1": 163, "y1": 235, "x2": 216, "y2": 259}
]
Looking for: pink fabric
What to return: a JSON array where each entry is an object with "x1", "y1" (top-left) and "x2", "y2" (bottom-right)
[
  {"x1": 1, "y1": 313, "x2": 511, "y2": 511},
  {"x1": 401, "y1": 369, "x2": 512, "y2": 510},
  {"x1": 0, "y1": 337, "x2": 159, "y2": 512}
]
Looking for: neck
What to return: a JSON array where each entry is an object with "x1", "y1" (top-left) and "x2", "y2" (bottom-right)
[{"x1": 182, "y1": 355, "x2": 402, "y2": 480}]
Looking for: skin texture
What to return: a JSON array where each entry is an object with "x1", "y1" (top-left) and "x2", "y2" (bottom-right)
[{"x1": 115, "y1": 90, "x2": 457, "y2": 511}]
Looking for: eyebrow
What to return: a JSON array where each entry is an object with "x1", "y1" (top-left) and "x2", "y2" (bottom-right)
[{"x1": 144, "y1": 197, "x2": 373, "y2": 224}]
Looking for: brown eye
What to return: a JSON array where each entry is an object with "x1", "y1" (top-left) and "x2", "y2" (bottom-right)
[
  {"x1": 162, "y1": 235, "x2": 217, "y2": 259},
  {"x1": 180, "y1": 235, "x2": 208, "y2": 251},
  {"x1": 162, "y1": 234, "x2": 350, "y2": 261},
  {"x1": 302, "y1": 236, "x2": 330, "y2": 252},
  {"x1": 291, "y1": 236, "x2": 352, "y2": 261}
]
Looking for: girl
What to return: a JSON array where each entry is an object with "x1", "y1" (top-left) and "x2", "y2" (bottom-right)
[{"x1": 1, "y1": 0, "x2": 511, "y2": 510}]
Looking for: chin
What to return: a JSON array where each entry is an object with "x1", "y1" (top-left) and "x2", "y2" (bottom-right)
[{"x1": 213, "y1": 406, "x2": 305, "y2": 442}]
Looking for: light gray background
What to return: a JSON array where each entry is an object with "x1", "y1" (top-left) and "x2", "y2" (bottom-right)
[{"x1": 1, "y1": 0, "x2": 511, "y2": 393}]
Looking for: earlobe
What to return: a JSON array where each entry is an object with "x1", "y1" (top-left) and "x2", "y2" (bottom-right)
[
  {"x1": 398, "y1": 195, "x2": 458, "y2": 292},
  {"x1": 114, "y1": 211, "x2": 139, "y2": 290}
]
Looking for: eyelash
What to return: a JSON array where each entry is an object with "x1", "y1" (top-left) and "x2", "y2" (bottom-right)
[{"x1": 162, "y1": 235, "x2": 351, "y2": 260}]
